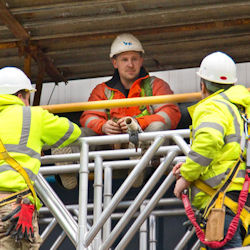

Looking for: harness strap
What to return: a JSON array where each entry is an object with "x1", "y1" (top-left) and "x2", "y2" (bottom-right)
[
  {"x1": 182, "y1": 171, "x2": 249, "y2": 248},
  {"x1": 0, "y1": 138, "x2": 37, "y2": 207},
  {"x1": 194, "y1": 178, "x2": 250, "y2": 231},
  {"x1": 0, "y1": 188, "x2": 31, "y2": 207},
  {"x1": 202, "y1": 155, "x2": 243, "y2": 219}
]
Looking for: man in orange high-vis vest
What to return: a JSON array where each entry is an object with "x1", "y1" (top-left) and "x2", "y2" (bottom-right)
[{"x1": 80, "y1": 33, "x2": 181, "y2": 137}]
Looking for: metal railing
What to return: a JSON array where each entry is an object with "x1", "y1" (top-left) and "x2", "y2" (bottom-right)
[{"x1": 37, "y1": 129, "x2": 201, "y2": 250}]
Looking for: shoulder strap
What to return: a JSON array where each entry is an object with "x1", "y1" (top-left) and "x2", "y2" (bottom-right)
[
  {"x1": 241, "y1": 111, "x2": 250, "y2": 167},
  {"x1": 195, "y1": 154, "x2": 244, "y2": 218},
  {"x1": 0, "y1": 138, "x2": 37, "y2": 207}
]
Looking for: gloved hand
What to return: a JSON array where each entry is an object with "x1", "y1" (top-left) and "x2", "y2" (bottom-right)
[{"x1": 1, "y1": 198, "x2": 35, "y2": 242}]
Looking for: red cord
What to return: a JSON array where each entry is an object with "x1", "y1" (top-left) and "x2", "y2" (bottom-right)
[{"x1": 182, "y1": 174, "x2": 249, "y2": 248}]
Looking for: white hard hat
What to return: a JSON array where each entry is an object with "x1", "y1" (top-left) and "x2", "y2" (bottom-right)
[
  {"x1": 0, "y1": 67, "x2": 36, "y2": 94},
  {"x1": 197, "y1": 51, "x2": 237, "y2": 84},
  {"x1": 110, "y1": 33, "x2": 144, "y2": 58}
]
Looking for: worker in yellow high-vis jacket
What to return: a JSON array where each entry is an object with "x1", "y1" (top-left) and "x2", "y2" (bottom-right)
[
  {"x1": 0, "y1": 67, "x2": 81, "y2": 249},
  {"x1": 173, "y1": 52, "x2": 250, "y2": 249}
]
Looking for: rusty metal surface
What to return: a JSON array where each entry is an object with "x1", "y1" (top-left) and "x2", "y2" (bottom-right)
[{"x1": 0, "y1": 0, "x2": 249, "y2": 84}]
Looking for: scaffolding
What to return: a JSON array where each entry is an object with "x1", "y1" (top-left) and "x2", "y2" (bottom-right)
[{"x1": 37, "y1": 128, "x2": 203, "y2": 249}]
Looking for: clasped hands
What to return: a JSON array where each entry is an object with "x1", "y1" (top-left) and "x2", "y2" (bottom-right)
[{"x1": 102, "y1": 116, "x2": 133, "y2": 135}]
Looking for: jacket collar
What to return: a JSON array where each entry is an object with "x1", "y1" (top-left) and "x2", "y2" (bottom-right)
[
  {"x1": 188, "y1": 85, "x2": 250, "y2": 119},
  {"x1": 105, "y1": 67, "x2": 149, "y2": 96},
  {"x1": 187, "y1": 90, "x2": 223, "y2": 119},
  {"x1": 0, "y1": 94, "x2": 24, "y2": 111}
]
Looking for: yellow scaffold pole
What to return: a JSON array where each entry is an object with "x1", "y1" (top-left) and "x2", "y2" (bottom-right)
[{"x1": 41, "y1": 92, "x2": 201, "y2": 113}]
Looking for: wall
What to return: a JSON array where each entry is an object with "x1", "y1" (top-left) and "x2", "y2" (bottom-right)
[{"x1": 35, "y1": 62, "x2": 250, "y2": 105}]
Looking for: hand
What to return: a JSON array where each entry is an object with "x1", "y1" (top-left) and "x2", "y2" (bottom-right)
[
  {"x1": 172, "y1": 162, "x2": 183, "y2": 180},
  {"x1": 117, "y1": 116, "x2": 141, "y2": 133},
  {"x1": 174, "y1": 177, "x2": 190, "y2": 199},
  {"x1": 117, "y1": 117, "x2": 132, "y2": 133},
  {"x1": 102, "y1": 120, "x2": 122, "y2": 135},
  {"x1": 2, "y1": 198, "x2": 35, "y2": 242}
]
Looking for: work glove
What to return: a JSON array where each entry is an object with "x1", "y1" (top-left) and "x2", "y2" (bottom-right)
[{"x1": 1, "y1": 198, "x2": 35, "y2": 242}]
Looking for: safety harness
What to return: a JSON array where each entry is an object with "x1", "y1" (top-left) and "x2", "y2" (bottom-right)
[
  {"x1": 182, "y1": 109, "x2": 250, "y2": 247},
  {"x1": 0, "y1": 138, "x2": 37, "y2": 208}
]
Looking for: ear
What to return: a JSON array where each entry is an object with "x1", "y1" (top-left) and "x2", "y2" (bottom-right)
[
  {"x1": 17, "y1": 92, "x2": 30, "y2": 106},
  {"x1": 200, "y1": 81, "x2": 210, "y2": 99},
  {"x1": 200, "y1": 82, "x2": 204, "y2": 92},
  {"x1": 111, "y1": 58, "x2": 118, "y2": 69},
  {"x1": 17, "y1": 93, "x2": 23, "y2": 99},
  {"x1": 139, "y1": 56, "x2": 144, "y2": 66}
]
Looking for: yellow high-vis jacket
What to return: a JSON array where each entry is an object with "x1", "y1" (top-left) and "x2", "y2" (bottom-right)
[
  {"x1": 0, "y1": 94, "x2": 81, "y2": 209},
  {"x1": 180, "y1": 85, "x2": 250, "y2": 209}
]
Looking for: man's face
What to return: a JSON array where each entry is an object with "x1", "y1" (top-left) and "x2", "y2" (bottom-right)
[{"x1": 112, "y1": 51, "x2": 143, "y2": 84}]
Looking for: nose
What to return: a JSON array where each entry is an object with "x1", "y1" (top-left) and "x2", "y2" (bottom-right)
[{"x1": 127, "y1": 59, "x2": 133, "y2": 67}]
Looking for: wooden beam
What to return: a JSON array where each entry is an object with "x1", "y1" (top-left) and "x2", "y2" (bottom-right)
[
  {"x1": 117, "y1": 3, "x2": 126, "y2": 14},
  {"x1": 0, "y1": 1, "x2": 67, "y2": 84},
  {"x1": 0, "y1": 1, "x2": 29, "y2": 42},
  {"x1": 33, "y1": 17, "x2": 250, "y2": 42},
  {"x1": 28, "y1": 45, "x2": 67, "y2": 84},
  {"x1": 24, "y1": 53, "x2": 31, "y2": 78},
  {"x1": 33, "y1": 63, "x2": 45, "y2": 106},
  {"x1": 0, "y1": 42, "x2": 17, "y2": 49}
]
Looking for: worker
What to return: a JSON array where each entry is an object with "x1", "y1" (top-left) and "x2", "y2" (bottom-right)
[
  {"x1": 0, "y1": 67, "x2": 81, "y2": 249},
  {"x1": 80, "y1": 33, "x2": 181, "y2": 138},
  {"x1": 173, "y1": 52, "x2": 250, "y2": 249}
]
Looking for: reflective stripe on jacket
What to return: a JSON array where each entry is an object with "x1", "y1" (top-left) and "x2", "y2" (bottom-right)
[
  {"x1": 180, "y1": 85, "x2": 250, "y2": 209},
  {"x1": 80, "y1": 74, "x2": 181, "y2": 134},
  {"x1": 0, "y1": 94, "x2": 81, "y2": 209},
  {"x1": 106, "y1": 76, "x2": 155, "y2": 119}
]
